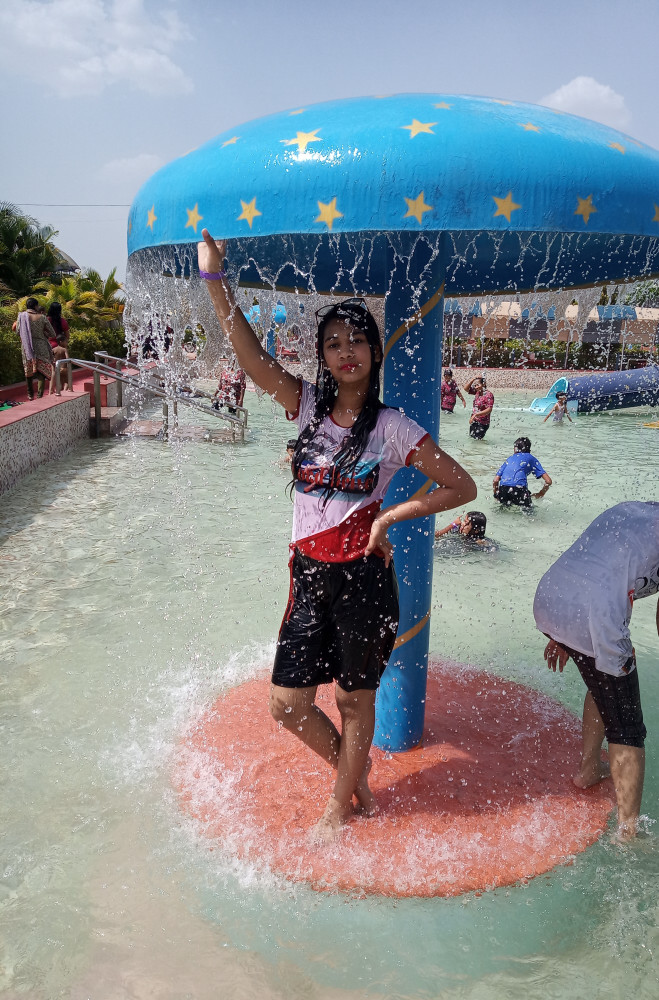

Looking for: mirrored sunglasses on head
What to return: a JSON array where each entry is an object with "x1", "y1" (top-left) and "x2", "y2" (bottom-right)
[{"x1": 315, "y1": 297, "x2": 368, "y2": 323}]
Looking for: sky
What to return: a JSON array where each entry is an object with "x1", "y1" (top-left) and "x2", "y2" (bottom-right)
[{"x1": 1, "y1": 0, "x2": 658, "y2": 283}]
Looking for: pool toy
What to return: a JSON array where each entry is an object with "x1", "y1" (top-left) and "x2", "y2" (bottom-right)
[
  {"x1": 128, "y1": 93, "x2": 659, "y2": 752},
  {"x1": 176, "y1": 661, "x2": 615, "y2": 897},
  {"x1": 530, "y1": 364, "x2": 659, "y2": 414}
]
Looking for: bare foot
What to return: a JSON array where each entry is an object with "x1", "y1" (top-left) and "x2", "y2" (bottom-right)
[
  {"x1": 573, "y1": 759, "x2": 610, "y2": 789},
  {"x1": 612, "y1": 819, "x2": 638, "y2": 844},
  {"x1": 309, "y1": 797, "x2": 351, "y2": 846},
  {"x1": 353, "y1": 757, "x2": 379, "y2": 816}
]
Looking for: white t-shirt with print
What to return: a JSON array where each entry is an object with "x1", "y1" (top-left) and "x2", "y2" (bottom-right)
[
  {"x1": 288, "y1": 380, "x2": 429, "y2": 548},
  {"x1": 533, "y1": 501, "x2": 659, "y2": 676}
]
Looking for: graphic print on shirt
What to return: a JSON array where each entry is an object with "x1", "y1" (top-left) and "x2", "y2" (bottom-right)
[{"x1": 295, "y1": 427, "x2": 381, "y2": 500}]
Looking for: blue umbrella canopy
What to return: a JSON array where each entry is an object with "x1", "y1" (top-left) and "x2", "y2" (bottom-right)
[{"x1": 128, "y1": 93, "x2": 659, "y2": 295}]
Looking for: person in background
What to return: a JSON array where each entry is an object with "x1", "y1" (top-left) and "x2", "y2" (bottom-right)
[
  {"x1": 213, "y1": 361, "x2": 246, "y2": 414},
  {"x1": 441, "y1": 368, "x2": 466, "y2": 413},
  {"x1": 47, "y1": 303, "x2": 72, "y2": 394},
  {"x1": 543, "y1": 391, "x2": 572, "y2": 424},
  {"x1": 465, "y1": 375, "x2": 494, "y2": 439},
  {"x1": 493, "y1": 437, "x2": 551, "y2": 507},
  {"x1": 284, "y1": 438, "x2": 298, "y2": 464},
  {"x1": 534, "y1": 502, "x2": 659, "y2": 841},
  {"x1": 13, "y1": 298, "x2": 55, "y2": 400}
]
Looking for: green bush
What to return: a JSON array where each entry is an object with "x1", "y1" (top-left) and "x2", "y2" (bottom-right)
[
  {"x1": 0, "y1": 316, "x2": 25, "y2": 384},
  {"x1": 68, "y1": 325, "x2": 127, "y2": 363}
]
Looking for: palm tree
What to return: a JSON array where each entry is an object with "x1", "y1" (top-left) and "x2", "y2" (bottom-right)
[
  {"x1": 0, "y1": 202, "x2": 60, "y2": 300},
  {"x1": 79, "y1": 267, "x2": 125, "y2": 319},
  {"x1": 40, "y1": 269, "x2": 124, "y2": 325}
]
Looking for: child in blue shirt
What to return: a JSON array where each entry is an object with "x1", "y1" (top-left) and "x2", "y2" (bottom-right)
[{"x1": 493, "y1": 437, "x2": 552, "y2": 507}]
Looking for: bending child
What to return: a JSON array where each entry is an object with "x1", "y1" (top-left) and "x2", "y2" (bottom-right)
[
  {"x1": 198, "y1": 230, "x2": 476, "y2": 843},
  {"x1": 493, "y1": 437, "x2": 552, "y2": 507}
]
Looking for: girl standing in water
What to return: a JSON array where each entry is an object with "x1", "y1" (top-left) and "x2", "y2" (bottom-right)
[{"x1": 198, "y1": 230, "x2": 476, "y2": 842}]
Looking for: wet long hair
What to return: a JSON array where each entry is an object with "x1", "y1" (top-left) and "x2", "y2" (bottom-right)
[
  {"x1": 290, "y1": 302, "x2": 386, "y2": 504},
  {"x1": 47, "y1": 302, "x2": 63, "y2": 338}
]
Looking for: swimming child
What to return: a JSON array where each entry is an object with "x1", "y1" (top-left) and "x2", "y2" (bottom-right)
[
  {"x1": 435, "y1": 511, "x2": 488, "y2": 543},
  {"x1": 543, "y1": 391, "x2": 572, "y2": 424},
  {"x1": 284, "y1": 438, "x2": 298, "y2": 464},
  {"x1": 440, "y1": 368, "x2": 466, "y2": 413},
  {"x1": 493, "y1": 437, "x2": 552, "y2": 507},
  {"x1": 198, "y1": 229, "x2": 477, "y2": 843}
]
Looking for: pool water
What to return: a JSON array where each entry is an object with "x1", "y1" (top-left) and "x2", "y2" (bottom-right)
[{"x1": 1, "y1": 390, "x2": 658, "y2": 999}]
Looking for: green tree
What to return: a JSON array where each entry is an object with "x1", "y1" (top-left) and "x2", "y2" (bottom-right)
[
  {"x1": 625, "y1": 280, "x2": 659, "y2": 307},
  {"x1": 40, "y1": 269, "x2": 124, "y2": 325},
  {"x1": 0, "y1": 202, "x2": 60, "y2": 300}
]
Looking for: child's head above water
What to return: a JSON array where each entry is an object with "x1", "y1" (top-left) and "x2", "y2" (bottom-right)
[
  {"x1": 462, "y1": 511, "x2": 487, "y2": 539},
  {"x1": 556, "y1": 392, "x2": 567, "y2": 402},
  {"x1": 514, "y1": 436, "x2": 532, "y2": 453}
]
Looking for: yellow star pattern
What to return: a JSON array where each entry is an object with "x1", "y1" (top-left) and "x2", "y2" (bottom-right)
[
  {"x1": 283, "y1": 130, "x2": 321, "y2": 153},
  {"x1": 315, "y1": 198, "x2": 343, "y2": 230},
  {"x1": 519, "y1": 122, "x2": 540, "y2": 132},
  {"x1": 403, "y1": 191, "x2": 433, "y2": 224},
  {"x1": 402, "y1": 119, "x2": 437, "y2": 138},
  {"x1": 575, "y1": 195, "x2": 597, "y2": 225},
  {"x1": 185, "y1": 204, "x2": 203, "y2": 233},
  {"x1": 492, "y1": 191, "x2": 521, "y2": 222},
  {"x1": 222, "y1": 136, "x2": 240, "y2": 147},
  {"x1": 237, "y1": 198, "x2": 262, "y2": 229},
  {"x1": 653, "y1": 204, "x2": 659, "y2": 223},
  {"x1": 289, "y1": 108, "x2": 305, "y2": 116},
  {"x1": 433, "y1": 101, "x2": 451, "y2": 109},
  {"x1": 609, "y1": 142, "x2": 626, "y2": 154},
  {"x1": 146, "y1": 205, "x2": 157, "y2": 230}
]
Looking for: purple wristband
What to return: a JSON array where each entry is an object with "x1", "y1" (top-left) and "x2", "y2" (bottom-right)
[{"x1": 200, "y1": 269, "x2": 226, "y2": 280}]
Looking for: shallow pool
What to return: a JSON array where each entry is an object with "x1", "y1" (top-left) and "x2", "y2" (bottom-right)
[{"x1": 1, "y1": 390, "x2": 658, "y2": 999}]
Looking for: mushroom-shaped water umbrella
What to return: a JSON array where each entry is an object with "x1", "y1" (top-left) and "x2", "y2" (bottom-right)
[{"x1": 128, "y1": 93, "x2": 659, "y2": 752}]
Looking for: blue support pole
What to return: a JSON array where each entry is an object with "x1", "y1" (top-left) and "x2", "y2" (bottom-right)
[
  {"x1": 265, "y1": 326, "x2": 277, "y2": 357},
  {"x1": 374, "y1": 237, "x2": 446, "y2": 752}
]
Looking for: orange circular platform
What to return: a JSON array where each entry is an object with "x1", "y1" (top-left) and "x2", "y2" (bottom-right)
[{"x1": 174, "y1": 661, "x2": 615, "y2": 897}]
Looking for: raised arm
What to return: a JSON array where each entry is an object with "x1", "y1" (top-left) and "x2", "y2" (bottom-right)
[
  {"x1": 198, "y1": 230, "x2": 300, "y2": 412},
  {"x1": 365, "y1": 438, "x2": 477, "y2": 564},
  {"x1": 435, "y1": 518, "x2": 460, "y2": 538},
  {"x1": 463, "y1": 377, "x2": 478, "y2": 394}
]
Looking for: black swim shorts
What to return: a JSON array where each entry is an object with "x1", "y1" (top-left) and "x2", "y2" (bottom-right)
[
  {"x1": 469, "y1": 421, "x2": 488, "y2": 439},
  {"x1": 272, "y1": 550, "x2": 399, "y2": 691},
  {"x1": 496, "y1": 484, "x2": 532, "y2": 507},
  {"x1": 559, "y1": 642, "x2": 646, "y2": 748}
]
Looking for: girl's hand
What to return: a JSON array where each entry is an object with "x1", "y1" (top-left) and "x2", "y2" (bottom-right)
[
  {"x1": 198, "y1": 229, "x2": 227, "y2": 274},
  {"x1": 544, "y1": 639, "x2": 569, "y2": 672},
  {"x1": 365, "y1": 518, "x2": 394, "y2": 567}
]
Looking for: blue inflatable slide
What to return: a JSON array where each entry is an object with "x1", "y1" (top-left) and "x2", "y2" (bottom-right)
[{"x1": 529, "y1": 363, "x2": 659, "y2": 415}]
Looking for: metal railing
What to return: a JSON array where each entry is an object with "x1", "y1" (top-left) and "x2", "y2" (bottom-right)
[{"x1": 53, "y1": 355, "x2": 248, "y2": 441}]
